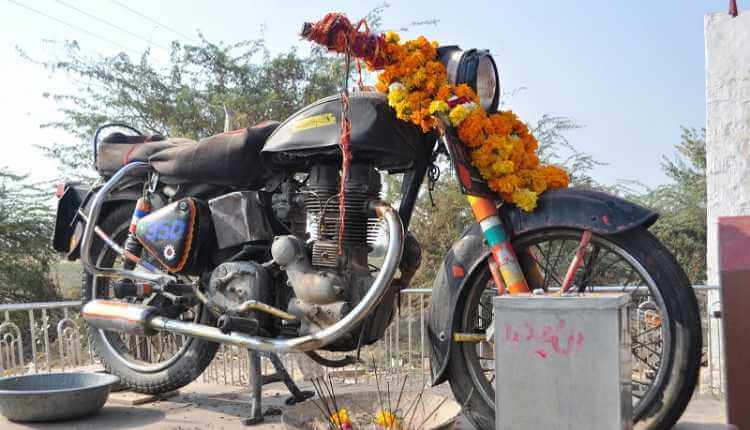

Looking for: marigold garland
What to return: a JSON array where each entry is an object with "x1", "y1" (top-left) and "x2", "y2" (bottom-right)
[
  {"x1": 372, "y1": 32, "x2": 569, "y2": 212},
  {"x1": 302, "y1": 14, "x2": 569, "y2": 212}
]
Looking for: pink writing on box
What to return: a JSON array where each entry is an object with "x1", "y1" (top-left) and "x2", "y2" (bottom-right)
[{"x1": 504, "y1": 319, "x2": 585, "y2": 359}]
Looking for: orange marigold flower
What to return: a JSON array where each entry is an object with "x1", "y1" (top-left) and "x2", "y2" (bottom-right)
[
  {"x1": 489, "y1": 175, "x2": 522, "y2": 195},
  {"x1": 436, "y1": 84, "x2": 452, "y2": 101},
  {"x1": 541, "y1": 165, "x2": 570, "y2": 188},
  {"x1": 457, "y1": 109, "x2": 487, "y2": 148},
  {"x1": 454, "y1": 84, "x2": 479, "y2": 103}
]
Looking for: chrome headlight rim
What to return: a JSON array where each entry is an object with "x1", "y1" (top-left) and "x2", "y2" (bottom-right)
[{"x1": 438, "y1": 46, "x2": 501, "y2": 113}]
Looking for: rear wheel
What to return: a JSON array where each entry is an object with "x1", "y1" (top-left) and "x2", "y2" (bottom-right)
[
  {"x1": 82, "y1": 203, "x2": 218, "y2": 394},
  {"x1": 445, "y1": 227, "x2": 701, "y2": 429}
]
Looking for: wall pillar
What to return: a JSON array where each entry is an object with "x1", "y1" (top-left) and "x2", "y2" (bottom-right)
[{"x1": 705, "y1": 10, "x2": 750, "y2": 399}]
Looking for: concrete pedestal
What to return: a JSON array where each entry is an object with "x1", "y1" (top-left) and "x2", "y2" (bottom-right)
[{"x1": 494, "y1": 294, "x2": 631, "y2": 430}]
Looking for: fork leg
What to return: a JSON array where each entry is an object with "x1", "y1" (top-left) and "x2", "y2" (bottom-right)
[{"x1": 467, "y1": 196, "x2": 530, "y2": 293}]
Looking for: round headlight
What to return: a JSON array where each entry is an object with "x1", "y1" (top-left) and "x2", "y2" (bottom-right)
[{"x1": 438, "y1": 46, "x2": 501, "y2": 113}]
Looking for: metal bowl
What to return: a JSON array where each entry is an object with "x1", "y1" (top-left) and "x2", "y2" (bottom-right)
[{"x1": 0, "y1": 372, "x2": 120, "y2": 422}]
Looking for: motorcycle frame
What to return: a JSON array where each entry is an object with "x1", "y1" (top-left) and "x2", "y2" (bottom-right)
[{"x1": 77, "y1": 118, "x2": 546, "y2": 354}]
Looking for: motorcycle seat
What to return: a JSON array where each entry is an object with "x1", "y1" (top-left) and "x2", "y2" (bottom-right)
[{"x1": 96, "y1": 121, "x2": 279, "y2": 185}]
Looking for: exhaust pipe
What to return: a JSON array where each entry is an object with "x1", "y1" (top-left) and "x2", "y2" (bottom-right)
[
  {"x1": 83, "y1": 200, "x2": 404, "y2": 353},
  {"x1": 82, "y1": 300, "x2": 159, "y2": 336}
]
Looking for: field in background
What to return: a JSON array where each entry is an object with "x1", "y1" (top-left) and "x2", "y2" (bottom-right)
[{"x1": 51, "y1": 259, "x2": 82, "y2": 299}]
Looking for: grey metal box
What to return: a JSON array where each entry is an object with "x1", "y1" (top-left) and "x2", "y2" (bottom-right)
[{"x1": 493, "y1": 294, "x2": 632, "y2": 430}]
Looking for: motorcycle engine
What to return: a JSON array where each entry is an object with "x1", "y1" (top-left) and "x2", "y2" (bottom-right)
[
  {"x1": 272, "y1": 163, "x2": 382, "y2": 345},
  {"x1": 206, "y1": 261, "x2": 273, "y2": 322}
]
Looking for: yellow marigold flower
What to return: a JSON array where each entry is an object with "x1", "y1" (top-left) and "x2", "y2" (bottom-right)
[
  {"x1": 448, "y1": 104, "x2": 470, "y2": 127},
  {"x1": 518, "y1": 169, "x2": 548, "y2": 193},
  {"x1": 385, "y1": 31, "x2": 400, "y2": 44},
  {"x1": 429, "y1": 100, "x2": 449, "y2": 114},
  {"x1": 387, "y1": 83, "x2": 408, "y2": 107},
  {"x1": 375, "y1": 409, "x2": 398, "y2": 428},
  {"x1": 492, "y1": 160, "x2": 515, "y2": 175},
  {"x1": 330, "y1": 408, "x2": 352, "y2": 428},
  {"x1": 449, "y1": 102, "x2": 477, "y2": 127},
  {"x1": 512, "y1": 188, "x2": 539, "y2": 212}
]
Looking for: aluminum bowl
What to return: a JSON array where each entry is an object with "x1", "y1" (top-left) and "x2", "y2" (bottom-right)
[{"x1": 0, "y1": 372, "x2": 120, "y2": 422}]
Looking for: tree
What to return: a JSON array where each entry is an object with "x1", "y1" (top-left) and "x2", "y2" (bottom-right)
[
  {"x1": 0, "y1": 169, "x2": 59, "y2": 303},
  {"x1": 633, "y1": 127, "x2": 706, "y2": 283},
  {"x1": 23, "y1": 37, "x2": 347, "y2": 178}
]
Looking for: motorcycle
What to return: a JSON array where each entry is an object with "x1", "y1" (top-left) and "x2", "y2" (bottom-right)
[{"x1": 52, "y1": 33, "x2": 701, "y2": 430}]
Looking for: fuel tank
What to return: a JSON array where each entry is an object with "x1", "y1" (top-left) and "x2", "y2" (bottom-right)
[{"x1": 262, "y1": 92, "x2": 430, "y2": 171}]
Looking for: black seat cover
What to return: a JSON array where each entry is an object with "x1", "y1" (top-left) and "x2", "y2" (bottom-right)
[{"x1": 118, "y1": 121, "x2": 279, "y2": 185}]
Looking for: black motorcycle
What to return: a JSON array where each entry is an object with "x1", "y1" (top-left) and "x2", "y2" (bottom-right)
[{"x1": 53, "y1": 44, "x2": 701, "y2": 429}]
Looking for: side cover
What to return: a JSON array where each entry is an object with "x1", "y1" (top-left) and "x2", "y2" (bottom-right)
[
  {"x1": 134, "y1": 198, "x2": 211, "y2": 273},
  {"x1": 427, "y1": 187, "x2": 658, "y2": 385}
]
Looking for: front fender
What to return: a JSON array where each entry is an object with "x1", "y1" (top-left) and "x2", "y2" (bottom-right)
[{"x1": 427, "y1": 187, "x2": 657, "y2": 385}]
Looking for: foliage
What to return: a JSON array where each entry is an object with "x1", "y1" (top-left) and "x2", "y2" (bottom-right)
[
  {"x1": 631, "y1": 128, "x2": 707, "y2": 283},
  {"x1": 0, "y1": 169, "x2": 59, "y2": 303},
  {"x1": 23, "y1": 37, "x2": 347, "y2": 179}
]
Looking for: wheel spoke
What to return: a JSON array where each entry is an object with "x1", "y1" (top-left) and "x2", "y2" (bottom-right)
[{"x1": 458, "y1": 230, "x2": 671, "y2": 420}]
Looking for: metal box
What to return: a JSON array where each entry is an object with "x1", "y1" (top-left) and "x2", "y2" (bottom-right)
[{"x1": 493, "y1": 293, "x2": 632, "y2": 430}]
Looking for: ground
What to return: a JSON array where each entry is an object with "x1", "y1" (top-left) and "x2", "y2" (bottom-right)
[{"x1": 0, "y1": 379, "x2": 729, "y2": 429}]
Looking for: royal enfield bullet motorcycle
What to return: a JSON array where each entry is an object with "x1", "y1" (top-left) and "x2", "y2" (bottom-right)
[{"x1": 52, "y1": 32, "x2": 701, "y2": 429}]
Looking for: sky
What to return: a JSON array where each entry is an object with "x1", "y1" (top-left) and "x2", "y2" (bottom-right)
[{"x1": 0, "y1": 1, "x2": 729, "y2": 187}]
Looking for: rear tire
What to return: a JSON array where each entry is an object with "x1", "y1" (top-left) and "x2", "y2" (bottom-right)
[
  {"x1": 445, "y1": 227, "x2": 702, "y2": 429},
  {"x1": 82, "y1": 203, "x2": 218, "y2": 394}
]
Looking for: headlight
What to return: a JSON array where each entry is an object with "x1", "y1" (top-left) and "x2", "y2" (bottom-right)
[{"x1": 438, "y1": 46, "x2": 500, "y2": 113}]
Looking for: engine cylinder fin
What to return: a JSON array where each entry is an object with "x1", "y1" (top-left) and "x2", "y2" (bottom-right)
[{"x1": 304, "y1": 163, "x2": 381, "y2": 268}]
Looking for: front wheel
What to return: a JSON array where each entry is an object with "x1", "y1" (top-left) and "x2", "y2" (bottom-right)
[{"x1": 445, "y1": 227, "x2": 701, "y2": 430}]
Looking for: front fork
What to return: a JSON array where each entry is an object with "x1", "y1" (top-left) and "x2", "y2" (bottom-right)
[
  {"x1": 460, "y1": 195, "x2": 592, "y2": 344},
  {"x1": 466, "y1": 195, "x2": 530, "y2": 294}
]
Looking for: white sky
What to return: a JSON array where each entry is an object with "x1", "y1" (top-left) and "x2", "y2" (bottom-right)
[{"x1": 0, "y1": 1, "x2": 723, "y2": 188}]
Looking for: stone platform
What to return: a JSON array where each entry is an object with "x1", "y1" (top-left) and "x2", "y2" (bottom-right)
[{"x1": 0, "y1": 380, "x2": 728, "y2": 429}]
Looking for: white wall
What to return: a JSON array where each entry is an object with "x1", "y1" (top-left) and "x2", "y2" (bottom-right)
[{"x1": 704, "y1": 10, "x2": 750, "y2": 392}]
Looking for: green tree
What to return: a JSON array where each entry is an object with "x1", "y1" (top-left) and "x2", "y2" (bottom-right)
[
  {"x1": 0, "y1": 169, "x2": 59, "y2": 303},
  {"x1": 26, "y1": 37, "x2": 346, "y2": 178},
  {"x1": 633, "y1": 127, "x2": 707, "y2": 283}
]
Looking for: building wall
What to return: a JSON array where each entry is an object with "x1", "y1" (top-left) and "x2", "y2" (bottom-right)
[{"x1": 704, "y1": 10, "x2": 750, "y2": 391}]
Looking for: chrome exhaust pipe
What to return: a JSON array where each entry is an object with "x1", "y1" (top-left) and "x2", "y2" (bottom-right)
[
  {"x1": 82, "y1": 300, "x2": 159, "y2": 336},
  {"x1": 83, "y1": 200, "x2": 404, "y2": 353}
]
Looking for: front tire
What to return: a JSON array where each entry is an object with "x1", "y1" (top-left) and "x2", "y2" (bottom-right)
[
  {"x1": 82, "y1": 203, "x2": 219, "y2": 394},
  {"x1": 445, "y1": 227, "x2": 701, "y2": 430}
]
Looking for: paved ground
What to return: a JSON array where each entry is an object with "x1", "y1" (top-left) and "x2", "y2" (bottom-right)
[{"x1": 0, "y1": 380, "x2": 729, "y2": 429}]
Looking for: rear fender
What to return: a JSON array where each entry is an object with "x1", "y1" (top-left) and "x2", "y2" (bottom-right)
[{"x1": 427, "y1": 187, "x2": 658, "y2": 385}]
